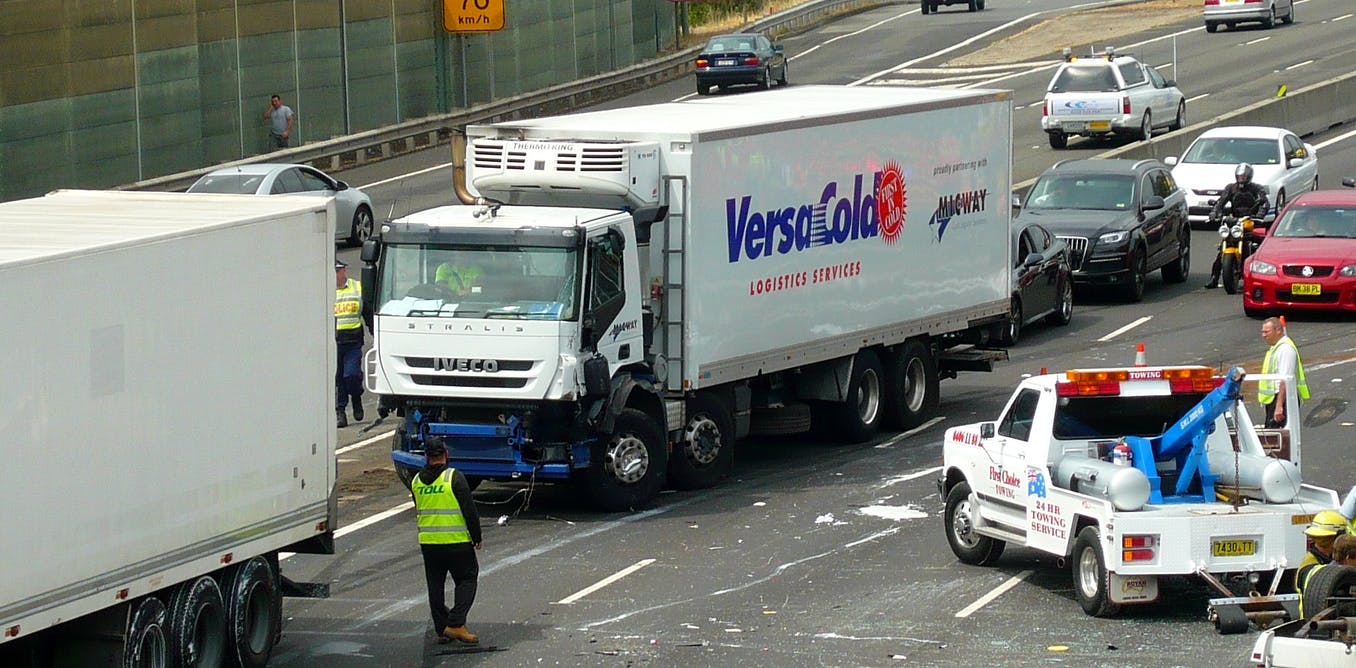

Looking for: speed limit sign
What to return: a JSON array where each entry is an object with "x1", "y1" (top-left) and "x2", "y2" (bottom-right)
[{"x1": 443, "y1": 0, "x2": 505, "y2": 32}]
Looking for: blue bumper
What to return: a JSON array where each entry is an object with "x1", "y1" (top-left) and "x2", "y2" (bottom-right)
[{"x1": 391, "y1": 418, "x2": 592, "y2": 481}]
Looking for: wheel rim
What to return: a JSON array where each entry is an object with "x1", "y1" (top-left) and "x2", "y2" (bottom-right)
[
  {"x1": 134, "y1": 621, "x2": 167, "y2": 668},
  {"x1": 682, "y1": 415, "x2": 721, "y2": 465},
  {"x1": 355, "y1": 209, "x2": 373, "y2": 242},
  {"x1": 1141, "y1": 114, "x2": 1151, "y2": 140},
  {"x1": 1179, "y1": 235, "x2": 1190, "y2": 273},
  {"x1": 855, "y1": 367, "x2": 881, "y2": 425},
  {"x1": 1077, "y1": 545, "x2": 1101, "y2": 599},
  {"x1": 902, "y1": 355, "x2": 927, "y2": 414},
  {"x1": 1176, "y1": 103, "x2": 1185, "y2": 128},
  {"x1": 1133, "y1": 254, "x2": 1146, "y2": 295},
  {"x1": 1007, "y1": 301, "x2": 1021, "y2": 341},
  {"x1": 1060, "y1": 282, "x2": 1073, "y2": 320},
  {"x1": 604, "y1": 433, "x2": 650, "y2": 484},
  {"x1": 951, "y1": 498, "x2": 981, "y2": 548}
]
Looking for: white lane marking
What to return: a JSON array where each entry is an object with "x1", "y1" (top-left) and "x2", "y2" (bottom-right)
[
  {"x1": 1244, "y1": 36, "x2": 1271, "y2": 46},
  {"x1": 554, "y1": 558, "x2": 657, "y2": 604},
  {"x1": 968, "y1": 23, "x2": 1206, "y2": 89},
  {"x1": 1187, "y1": 93, "x2": 1211, "y2": 103},
  {"x1": 1332, "y1": 13, "x2": 1352, "y2": 22},
  {"x1": 791, "y1": 8, "x2": 917, "y2": 61},
  {"x1": 892, "y1": 62, "x2": 1056, "y2": 74},
  {"x1": 845, "y1": 526, "x2": 900, "y2": 547},
  {"x1": 875, "y1": 417, "x2": 946, "y2": 448},
  {"x1": 878, "y1": 466, "x2": 944, "y2": 488},
  {"x1": 1285, "y1": 60, "x2": 1314, "y2": 71},
  {"x1": 1315, "y1": 127, "x2": 1356, "y2": 149},
  {"x1": 851, "y1": 12, "x2": 1045, "y2": 86},
  {"x1": 1308, "y1": 354, "x2": 1356, "y2": 373},
  {"x1": 337, "y1": 429, "x2": 396, "y2": 456},
  {"x1": 359, "y1": 162, "x2": 451, "y2": 190},
  {"x1": 1097, "y1": 316, "x2": 1152, "y2": 343},
  {"x1": 955, "y1": 570, "x2": 1033, "y2": 618}
]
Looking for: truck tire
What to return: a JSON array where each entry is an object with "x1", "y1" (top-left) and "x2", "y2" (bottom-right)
[
  {"x1": 669, "y1": 392, "x2": 735, "y2": 490},
  {"x1": 1048, "y1": 132, "x2": 1067, "y2": 149},
  {"x1": 944, "y1": 482, "x2": 1005, "y2": 565},
  {"x1": 168, "y1": 576, "x2": 227, "y2": 668},
  {"x1": 587, "y1": 408, "x2": 668, "y2": 511},
  {"x1": 1073, "y1": 526, "x2": 1121, "y2": 617},
  {"x1": 1222, "y1": 253, "x2": 1239, "y2": 295},
  {"x1": 1302, "y1": 564, "x2": 1356, "y2": 616},
  {"x1": 882, "y1": 340, "x2": 939, "y2": 431},
  {"x1": 831, "y1": 349, "x2": 884, "y2": 443},
  {"x1": 124, "y1": 596, "x2": 170, "y2": 668},
  {"x1": 223, "y1": 557, "x2": 281, "y2": 668},
  {"x1": 1045, "y1": 277, "x2": 1074, "y2": 326}
]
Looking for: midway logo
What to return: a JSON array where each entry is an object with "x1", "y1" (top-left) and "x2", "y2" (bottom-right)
[{"x1": 928, "y1": 188, "x2": 987, "y2": 242}]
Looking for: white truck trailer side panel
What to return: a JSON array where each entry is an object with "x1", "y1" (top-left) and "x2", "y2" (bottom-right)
[{"x1": 0, "y1": 190, "x2": 335, "y2": 636}]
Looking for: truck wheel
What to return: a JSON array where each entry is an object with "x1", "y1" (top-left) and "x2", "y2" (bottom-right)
[
  {"x1": 1222, "y1": 254, "x2": 1239, "y2": 295},
  {"x1": 882, "y1": 340, "x2": 939, "y2": 431},
  {"x1": 1048, "y1": 132, "x2": 1067, "y2": 149},
  {"x1": 168, "y1": 576, "x2": 227, "y2": 668},
  {"x1": 124, "y1": 596, "x2": 170, "y2": 668},
  {"x1": 223, "y1": 557, "x2": 281, "y2": 668},
  {"x1": 1045, "y1": 277, "x2": 1074, "y2": 326},
  {"x1": 1205, "y1": 21, "x2": 1218, "y2": 33},
  {"x1": 944, "y1": 482, "x2": 1005, "y2": 565},
  {"x1": 669, "y1": 392, "x2": 735, "y2": 490},
  {"x1": 1073, "y1": 526, "x2": 1121, "y2": 617},
  {"x1": 832, "y1": 349, "x2": 884, "y2": 443},
  {"x1": 1302, "y1": 564, "x2": 1356, "y2": 617},
  {"x1": 588, "y1": 409, "x2": 667, "y2": 511}
]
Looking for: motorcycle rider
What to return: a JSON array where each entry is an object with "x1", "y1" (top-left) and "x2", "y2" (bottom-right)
[{"x1": 1205, "y1": 163, "x2": 1269, "y2": 289}]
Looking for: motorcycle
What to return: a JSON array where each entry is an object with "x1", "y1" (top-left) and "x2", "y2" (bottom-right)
[{"x1": 1214, "y1": 214, "x2": 1263, "y2": 294}]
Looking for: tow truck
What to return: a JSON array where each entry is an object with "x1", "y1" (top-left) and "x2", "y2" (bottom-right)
[{"x1": 939, "y1": 360, "x2": 1338, "y2": 631}]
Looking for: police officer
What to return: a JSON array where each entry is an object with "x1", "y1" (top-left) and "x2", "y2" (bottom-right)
[
  {"x1": 1259, "y1": 317, "x2": 1308, "y2": 429},
  {"x1": 1205, "y1": 163, "x2": 1270, "y2": 289},
  {"x1": 412, "y1": 437, "x2": 483, "y2": 645},
  {"x1": 334, "y1": 260, "x2": 369, "y2": 427}
]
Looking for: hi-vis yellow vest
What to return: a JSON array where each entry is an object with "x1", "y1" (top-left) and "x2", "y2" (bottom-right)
[
  {"x1": 412, "y1": 469, "x2": 470, "y2": 545},
  {"x1": 1258, "y1": 335, "x2": 1309, "y2": 403},
  {"x1": 335, "y1": 278, "x2": 362, "y2": 332}
]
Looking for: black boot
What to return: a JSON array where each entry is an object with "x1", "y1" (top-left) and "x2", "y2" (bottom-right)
[
  {"x1": 352, "y1": 401, "x2": 364, "y2": 422},
  {"x1": 337, "y1": 409, "x2": 348, "y2": 428},
  {"x1": 1204, "y1": 276, "x2": 1219, "y2": 289}
]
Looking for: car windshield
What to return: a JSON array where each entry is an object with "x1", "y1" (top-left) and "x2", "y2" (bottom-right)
[
  {"x1": 188, "y1": 172, "x2": 266, "y2": 194},
  {"x1": 1270, "y1": 207, "x2": 1356, "y2": 239},
  {"x1": 1025, "y1": 174, "x2": 1134, "y2": 211},
  {"x1": 377, "y1": 243, "x2": 579, "y2": 320},
  {"x1": 1050, "y1": 65, "x2": 1119, "y2": 93},
  {"x1": 1181, "y1": 138, "x2": 1279, "y2": 165}
]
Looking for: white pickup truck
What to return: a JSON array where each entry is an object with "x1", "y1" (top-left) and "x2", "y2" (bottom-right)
[
  {"x1": 1041, "y1": 51, "x2": 1187, "y2": 149},
  {"x1": 938, "y1": 364, "x2": 1337, "y2": 621}
]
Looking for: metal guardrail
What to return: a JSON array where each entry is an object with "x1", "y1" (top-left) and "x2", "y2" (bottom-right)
[{"x1": 124, "y1": 0, "x2": 903, "y2": 193}]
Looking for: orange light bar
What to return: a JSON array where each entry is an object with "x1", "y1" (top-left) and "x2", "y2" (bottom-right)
[
  {"x1": 1065, "y1": 367, "x2": 1213, "y2": 383},
  {"x1": 1064, "y1": 369, "x2": 1130, "y2": 383}
]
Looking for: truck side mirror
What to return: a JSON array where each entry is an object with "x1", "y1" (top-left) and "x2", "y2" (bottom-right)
[
  {"x1": 980, "y1": 422, "x2": 995, "y2": 439},
  {"x1": 360, "y1": 239, "x2": 379, "y2": 263}
]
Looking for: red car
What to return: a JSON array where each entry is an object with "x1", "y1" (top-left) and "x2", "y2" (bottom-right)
[{"x1": 1243, "y1": 185, "x2": 1356, "y2": 317}]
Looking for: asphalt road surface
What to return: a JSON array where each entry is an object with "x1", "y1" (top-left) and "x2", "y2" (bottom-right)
[{"x1": 294, "y1": 2, "x2": 1356, "y2": 665}]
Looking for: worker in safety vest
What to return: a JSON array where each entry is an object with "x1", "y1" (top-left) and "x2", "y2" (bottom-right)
[
  {"x1": 334, "y1": 260, "x2": 370, "y2": 428},
  {"x1": 1297, "y1": 533, "x2": 1356, "y2": 618},
  {"x1": 435, "y1": 250, "x2": 485, "y2": 298},
  {"x1": 1258, "y1": 317, "x2": 1307, "y2": 428},
  {"x1": 412, "y1": 437, "x2": 483, "y2": 645}
]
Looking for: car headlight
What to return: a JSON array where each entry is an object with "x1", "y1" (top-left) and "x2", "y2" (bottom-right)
[
  {"x1": 1217, "y1": 224, "x2": 1230, "y2": 238},
  {"x1": 1098, "y1": 230, "x2": 1129, "y2": 245},
  {"x1": 1340, "y1": 264, "x2": 1356, "y2": 277},
  {"x1": 1249, "y1": 259, "x2": 1277, "y2": 276}
]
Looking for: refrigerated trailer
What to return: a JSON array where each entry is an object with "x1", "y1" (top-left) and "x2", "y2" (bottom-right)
[
  {"x1": 0, "y1": 190, "x2": 338, "y2": 667},
  {"x1": 364, "y1": 85, "x2": 1015, "y2": 510}
]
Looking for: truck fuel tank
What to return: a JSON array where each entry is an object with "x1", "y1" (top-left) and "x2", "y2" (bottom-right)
[
  {"x1": 1053, "y1": 456, "x2": 1151, "y2": 512},
  {"x1": 1209, "y1": 450, "x2": 1301, "y2": 504}
]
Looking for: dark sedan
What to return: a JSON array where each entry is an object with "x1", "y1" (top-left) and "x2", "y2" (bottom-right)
[
  {"x1": 1016, "y1": 159, "x2": 1191, "y2": 302},
  {"x1": 999, "y1": 221, "x2": 1074, "y2": 345},
  {"x1": 695, "y1": 33, "x2": 787, "y2": 95}
]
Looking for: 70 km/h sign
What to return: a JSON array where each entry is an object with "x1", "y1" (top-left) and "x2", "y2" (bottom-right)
[{"x1": 443, "y1": 0, "x2": 505, "y2": 32}]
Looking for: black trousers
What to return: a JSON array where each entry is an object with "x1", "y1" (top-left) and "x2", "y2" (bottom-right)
[{"x1": 421, "y1": 543, "x2": 478, "y2": 629}]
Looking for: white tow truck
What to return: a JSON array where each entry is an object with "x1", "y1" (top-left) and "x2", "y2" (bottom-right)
[{"x1": 939, "y1": 362, "x2": 1338, "y2": 628}]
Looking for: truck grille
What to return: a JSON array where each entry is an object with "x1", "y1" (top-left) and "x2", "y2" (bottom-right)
[
  {"x1": 410, "y1": 375, "x2": 531, "y2": 389},
  {"x1": 1057, "y1": 235, "x2": 1089, "y2": 271},
  {"x1": 471, "y1": 141, "x2": 625, "y2": 173}
]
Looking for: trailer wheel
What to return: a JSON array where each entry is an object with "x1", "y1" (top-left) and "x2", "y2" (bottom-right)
[
  {"x1": 669, "y1": 392, "x2": 735, "y2": 490},
  {"x1": 1213, "y1": 604, "x2": 1250, "y2": 634},
  {"x1": 124, "y1": 596, "x2": 170, "y2": 668},
  {"x1": 882, "y1": 340, "x2": 939, "y2": 431},
  {"x1": 944, "y1": 482, "x2": 1005, "y2": 565},
  {"x1": 1303, "y1": 564, "x2": 1356, "y2": 617},
  {"x1": 1073, "y1": 527, "x2": 1121, "y2": 617},
  {"x1": 588, "y1": 409, "x2": 668, "y2": 511},
  {"x1": 831, "y1": 349, "x2": 884, "y2": 443},
  {"x1": 223, "y1": 557, "x2": 280, "y2": 668},
  {"x1": 168, "y1": 576, "x2": 227, "y2": 668}
]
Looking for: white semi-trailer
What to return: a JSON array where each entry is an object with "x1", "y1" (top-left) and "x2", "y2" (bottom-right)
[
  {"x1": 363, "y1": 86, "x2": 1018, "y2": 510},
  {"x1": 0, "y1": 190, "x2": 338, "y2": 667}
]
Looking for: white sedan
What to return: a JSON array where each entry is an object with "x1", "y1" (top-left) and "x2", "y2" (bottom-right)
[
  {"x1": 1164, "y1": 126, "x2": 1317, "y2": 227},
  {"x1": 187, "y1": 163, "x2": 375, "y2": 245}
]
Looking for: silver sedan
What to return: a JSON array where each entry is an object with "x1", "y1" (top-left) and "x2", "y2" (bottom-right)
[{"x1": 187, "y1": 163, "x2": 374, "y2": 245}]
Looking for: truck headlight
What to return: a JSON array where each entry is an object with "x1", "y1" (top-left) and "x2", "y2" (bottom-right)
[
  {"x1": 1339, "y1": 264, "x2": 1356, "y2": 277},
  {"x1": 1098, "y1": 230, "x2": 1129, "y2": 246},
  {"x1": 1249, "y1": 259, "x2": 1277, "y2": 276}
]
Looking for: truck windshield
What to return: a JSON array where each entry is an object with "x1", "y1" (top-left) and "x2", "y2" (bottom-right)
[
  {"x1": 1025, "y1": 174, "x2": 1134, "y2": 211},
  {"x1": 1052, "y1": 393, "x2": 1209, "y2": 439},
  {"x1": 376, "y1": 244, "x2": 579, "y2": 320},
  {"x1": 1050, "y1": 65, "x2": 1119, "y2": 93}
]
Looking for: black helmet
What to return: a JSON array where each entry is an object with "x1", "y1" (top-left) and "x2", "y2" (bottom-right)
[{"x1": 1235, "y1": 163, "x2": 1254, "y2": 185}]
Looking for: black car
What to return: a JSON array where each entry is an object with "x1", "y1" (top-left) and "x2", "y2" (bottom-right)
[
  {"x1": 695, "y1": 33, "x2": 787, "y2": 96},
  {"x1": 1000, "y1": 221, "x2": 1074, "y2": 345},
  {"x1": 1016, "y1": 158, "x2": 1191, "y2": 302}
]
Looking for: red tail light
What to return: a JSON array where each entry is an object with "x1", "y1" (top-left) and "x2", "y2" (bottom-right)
[
  {"x1": 695, "y1": 58, "x2": 708, "y2": 68},
  {"x1": 1122, "y1": 96, "x2": 1131, "y2": 115},
  {"x1": 1244, "y1": 0, "x2": 1261, "y2": 3},
  {"x1": 1204, "y1": 0, "x2": 1219, "y2": 4},
  {"x1": 1122, "y1": 535, "x2": 1157, "y2": 562},
  {"x1": 744, "y1": 56, "x2": 761, "y2": 66},
  {"x1": 1043, "y1": 100, "x2": 1049, "y2": 117}
]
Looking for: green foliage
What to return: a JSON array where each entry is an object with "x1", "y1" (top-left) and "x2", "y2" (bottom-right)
[{"x1": 688, "y1": 0, "x2": 771, "y2": 27}]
